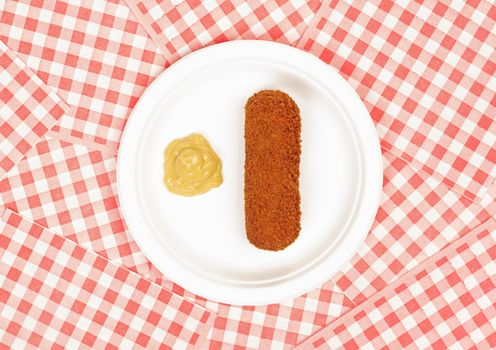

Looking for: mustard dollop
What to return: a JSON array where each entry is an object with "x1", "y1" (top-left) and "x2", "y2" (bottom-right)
[{"x1": 163, "y1": 133, "x2": 222, "y2": 196}]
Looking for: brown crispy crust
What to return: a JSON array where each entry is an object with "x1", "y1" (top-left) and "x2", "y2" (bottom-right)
[{"x1": 244, "y1": 90, "x2": 301, "y2": 251}]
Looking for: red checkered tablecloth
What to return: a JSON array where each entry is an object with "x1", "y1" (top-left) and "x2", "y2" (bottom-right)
[
  {"x1": 0, "y1": 0, "x2": 167, "y2": 154},
  {"x1": 124, "y1": 0, "x2": 322, "y2": 62},
  {"x1": 295, "y1": 218, "x2": 496, "y2": 349},
  {"x1": 0, "y1": 209, "x2": 212, "y2": 349},
  {"x1": 298, "y1": 0, "x2": 496, "y2": 202},
  {"x1": 0, "y1": 40, "x2": 67, "y2": 180},
  {"x1": 1, "y1": 0, "x2": 495, "y2": 348}
]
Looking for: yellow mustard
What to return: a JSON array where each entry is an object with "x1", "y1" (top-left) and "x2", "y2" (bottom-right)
[{"x1": 163, "y1": 133, "x2": 223, "y2": 196}]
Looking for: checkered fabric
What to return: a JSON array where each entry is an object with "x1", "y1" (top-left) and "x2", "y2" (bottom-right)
[
  {"x1": 333, "y1": 151, "x2": 490, "y2": 304},
  {"x1": 2, "y1": 0, "x2": 496, "y2": 348},
  {"x1": 0, "y1": 40, "x2": 67, "y2": 180},
  {"x1": 297, "y1": 0, "x2": 496, "y2": 201},
  {"x1": 0, "y1": 209, "x2": 213, "y2": 349},
  {"x1": 209, "y1": 282, "x2": 354, "y2": 350},
  {"x1": 0, "y1": 137, "x2": 232, "y2": 307},
  {"x1": 0, "y1": 136, "x2": 358, "y2": 349},
  {"x1": 0, "y1": 0, "x2": 167, "y2": 154},
  {"x1": 2, "y1": 137, "x2": 493, "y2": 348},
  {"x1": 296, "y1": 218, "x2": 496, "y2": 349},
  {"x1": 125, "y1": 0, "x2": 322, "y2": 62},
  {"x1": 0, "y1": 138, "x2": 150, "y2": 276}
]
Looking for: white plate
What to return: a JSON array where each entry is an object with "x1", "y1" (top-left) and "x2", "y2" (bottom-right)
[{"x1": 117, "y1": 41, "x2": 382, "y2": 305}]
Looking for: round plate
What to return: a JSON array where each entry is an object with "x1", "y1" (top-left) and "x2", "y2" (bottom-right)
[{"x1": 117, "y1": 40, "x2": 382, "y2": 305}]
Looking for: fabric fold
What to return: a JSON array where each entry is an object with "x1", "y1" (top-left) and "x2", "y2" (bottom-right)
[
  {"x1": 0, "y1": 40, "x2": 68, "y2": 180},
  {"x1": 296, "y1": 217, "x2": 496, "y2": 349},
  {"x1": 0, "y1": 209, "x2": 213, "y2": 349},
  {"x1": 297, "y1": 0, "x2": 496, "y2": 202}
]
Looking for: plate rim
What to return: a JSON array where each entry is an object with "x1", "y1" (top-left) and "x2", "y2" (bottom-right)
[{"x1": 117, "y1": 40, "x2": 383, "y2": 305}]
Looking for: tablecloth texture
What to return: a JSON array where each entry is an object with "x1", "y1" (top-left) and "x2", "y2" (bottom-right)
[
  {"x1": 0, "y1": 0, "x2": 495, "y2": 349},
  {"x1": 0, "y1": 209, "x2": 213, "y2": 349},
  {"x1": 0, "y1": 39, "x2": 67, "y2": 180}
]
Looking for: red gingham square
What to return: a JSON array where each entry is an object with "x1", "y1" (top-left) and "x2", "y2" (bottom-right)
[
  {"x1": 125, "y1": 0, "x2": 322, "y2": 62},
  {"x1": 0, "y1": 40, "x2": 67, "y2": 180},
  {"x1": 0, "y1": 209, "x2": 213, "y2": 349},
  {"x1": 298, "y1": 0, "x2": 496, "y2": 201},
  {"x1": 0, "y1": 0, "x2": 167, "y2": 154},
  {"x1": 297, "y1": 218, "x2": 496, "y2": 349}
]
